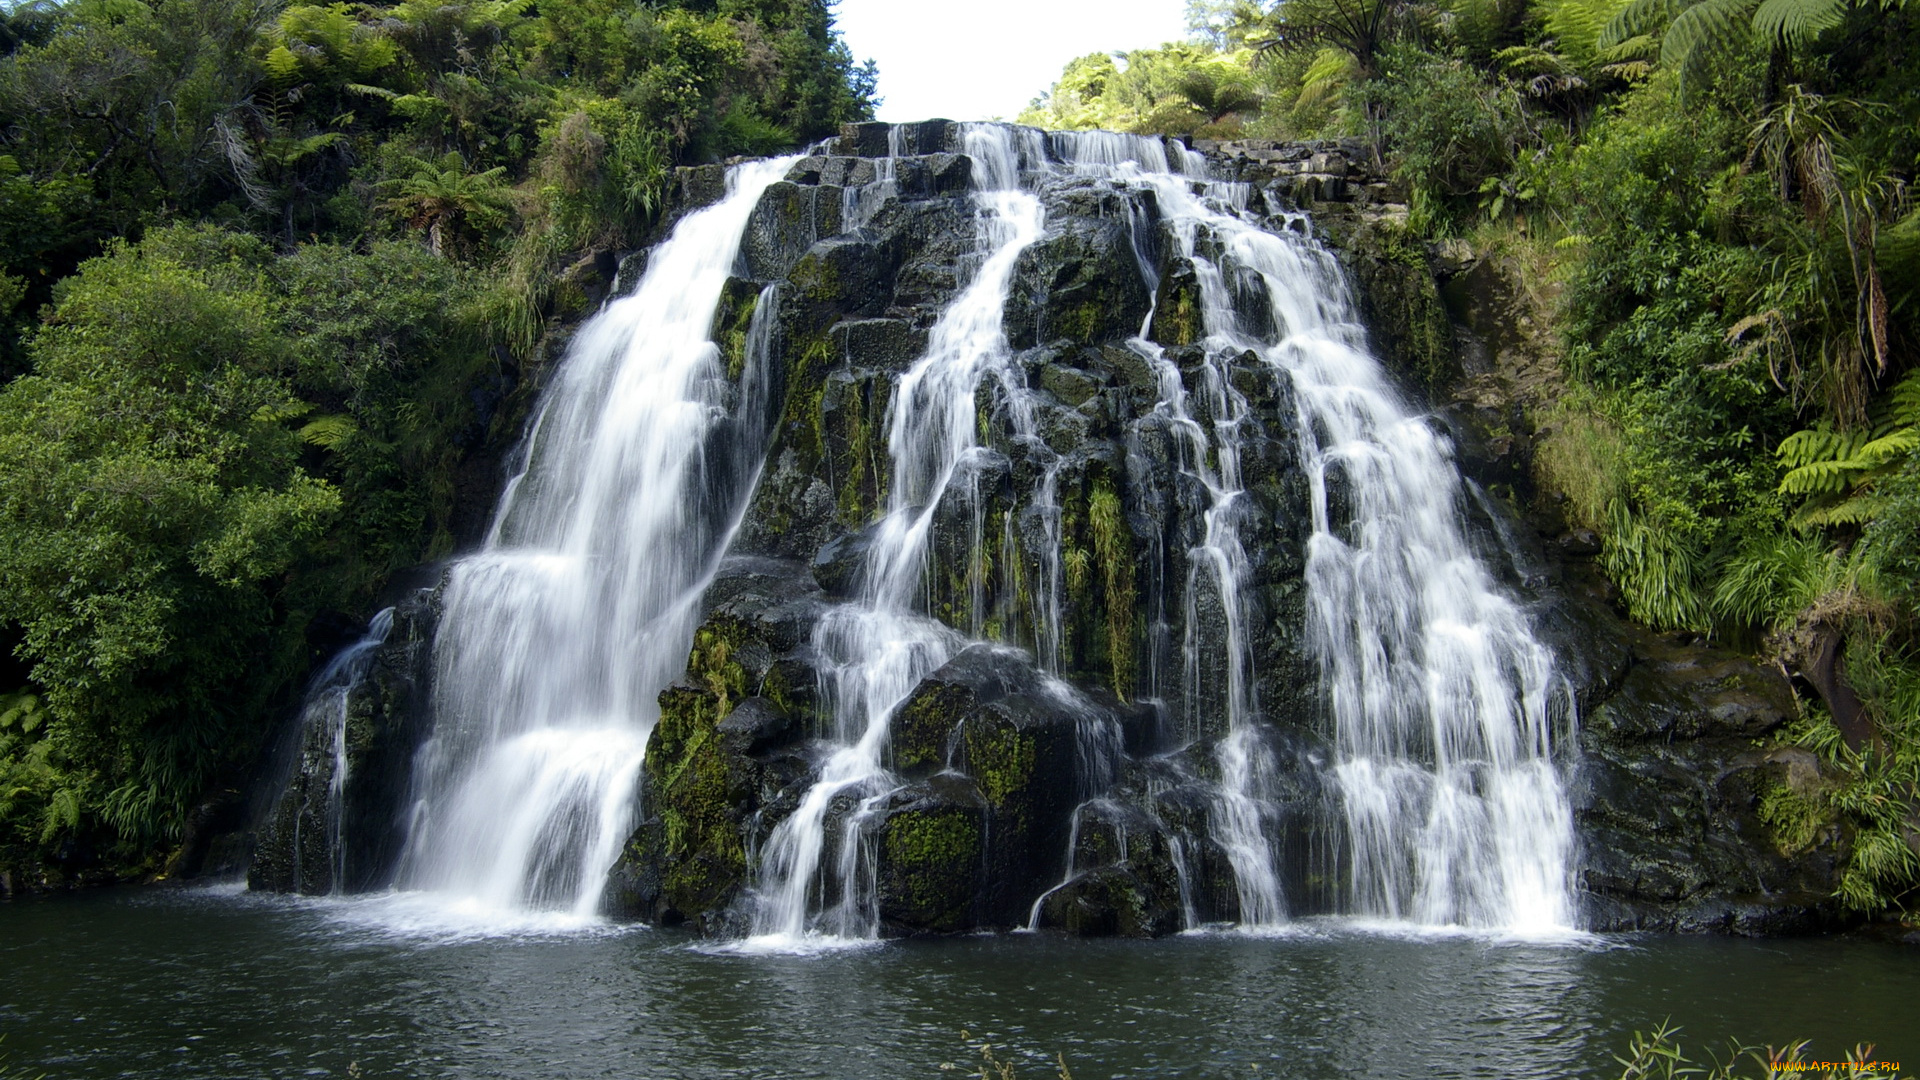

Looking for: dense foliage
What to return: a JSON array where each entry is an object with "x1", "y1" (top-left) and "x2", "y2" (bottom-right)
[
  {"x1": 0, "y1": 0, "x2": 872, "y2": 883},
  {"x1": 1029, "y1": 0, "x2": 1919, "y2": 915}
]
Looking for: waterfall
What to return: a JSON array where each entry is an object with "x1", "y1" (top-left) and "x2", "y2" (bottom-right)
[
  {"x1": 733, "y1": 124, "x2": 1574, "y2": 944},
  {"x1": 391, "y1": 157, "x2": 796, "y2": 919},
  {"x1": 301, "y1": 118, "x2": 1574, "y2": 939},
  {"x1": 254, "y1": 608, "x2": 394, "y2": 895},
  {"x1": 1075, "y1": 138, "x2": 1578, "y2": 932},
  {"x1": 743, "y1": 125, "x2": 1052, "y2": 947}
]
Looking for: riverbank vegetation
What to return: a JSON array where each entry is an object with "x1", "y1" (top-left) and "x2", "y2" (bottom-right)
[
  {"x1": 1029, "y1": 0, "x2": 1920, "y2": 916},
  {"x1": 0, "y1": 0, "x2": 873, "y2": 885}
]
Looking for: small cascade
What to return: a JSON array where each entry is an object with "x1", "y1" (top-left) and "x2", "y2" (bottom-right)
[
  {"x1": 252, "y1": 608, "x2": 394, "y2": 895},
  {"x1": 392, "y1": 156, "x2": 796, "y2": 919},
  {"x1": 965, "y1": 128, "x2": 1576, "y2": 933},
  {"x1": 1044, "y1": 131, "x2": 1291, "y2": 929},
  {"x1": 733, "y1": 124, "x2": 1574, "y2": 941},
  {"x1": 842, "y1": 125, "x2": 903, "y2": 232},
  {"x1": 744, "y1": 125, "x2": 1052, "y2": 946}
]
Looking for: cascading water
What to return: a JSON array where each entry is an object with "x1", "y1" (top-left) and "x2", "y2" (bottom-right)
[
  {"x1": 744, "y1": 125, "x2": 1053, "y2": 946},
  {"x1": 392, "y1": 157, "x2": 796, "y2": 919},
  {"x1": 282, "y1": 116, "x2": 1575, "y2": 939},
  {"x1": 255, "y1": 608, "x2": 394, "y2": 895},
  {"x1": 1075, "y1": 136, "x2": 1578, "y2": 933},
  {"x1": 735, "y1": 124, "x2": 1573, "y2": 944}
]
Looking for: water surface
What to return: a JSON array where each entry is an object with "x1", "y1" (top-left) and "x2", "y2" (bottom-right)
[{"x1": 2, "y1": 888, "x2": 1913, "y2": 1079}]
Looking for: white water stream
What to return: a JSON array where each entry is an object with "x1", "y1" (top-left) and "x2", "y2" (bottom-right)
[
  {"x1": 391, "y1": 157, "x2": 797, "y2": 920},
  {"x1": 743, "y1": 126, "x2": 1052, "y2": 948},
  {"x1": 1068, "y1": 134, "x2": 1577, "y2": 933},
  {"x1": 740, "y1": 125, "x2": 1575, "y2": 945}
]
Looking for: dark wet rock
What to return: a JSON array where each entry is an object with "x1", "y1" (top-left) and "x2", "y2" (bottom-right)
[
  {"x1": 249, "y1": 584, "x2": 441, "y2": 895},
  {"x1": 741, "y1": 181, "x2": 843, "y2": 282},
  {"x1": 604, "y1": 559, "x2": 826, "y2": 929},
  {"x1": 1006, "y1": 199, "x2": 1154, "y2": 350},
  {"x1": 836, "y1": 119, "x2": 960, "y2": 157},
  {"x1": 715, "y1": 697, "x2": 794, "y2": 758},
  {"x1": 810, "y1": 522, "x2": 882, "y2": 598},
  {"x1": 889, "y1": 645, "x2": 1041, "y2": 777},
  {"x1": 875, "y1": 776, "x2": 989, "y2": 933},
  {"x1": 1565, "y1": 628, "x2": 1846, "y2": 934}
]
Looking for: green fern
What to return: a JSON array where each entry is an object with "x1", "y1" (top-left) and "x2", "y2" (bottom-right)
[
  {"x1": 1535, "y1": 0, "x2": 1634, "y2": 69},
  {"x1": 297, "y1": 414, "x2": 358, "y2": 449},
  {"x1": 1751, "y1": 0, "x2": 1851, "y2": 43},
  {"x1": 1600, "y1": 0, "x2": 1903, "y2": 84},
  {"x1": 1776, "y1": 371, "x2": 1920, "y2": 528},
  {"x1": 0, "y1": 690, "x2": 46, "y2": 733},
  {"x1": 1297, "y1": 47, "x2": 1359, "y2": 108}
]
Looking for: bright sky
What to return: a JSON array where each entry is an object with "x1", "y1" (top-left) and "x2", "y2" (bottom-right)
[{"x1": 832, "y1": 0, "x2": 1192, "y2": 123}]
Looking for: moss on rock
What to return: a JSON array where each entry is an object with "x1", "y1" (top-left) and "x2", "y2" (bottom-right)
[{"x1": 876, "y1": 792, "x2": 984, "y2": 932}]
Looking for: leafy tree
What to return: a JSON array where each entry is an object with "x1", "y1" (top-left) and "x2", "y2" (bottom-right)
[
  {"x1": 0, "y1": 227, "x2": 339, "y2": 849},
  {"x1": 0, "y1": 0, "x2": 876, "y2": 879},
  {"x1": 1252, "y1": 0, "x2": 1428, "y2": 77},
  {"x1": 376, "y1": 151, "x2": 515, "y2": 255}
]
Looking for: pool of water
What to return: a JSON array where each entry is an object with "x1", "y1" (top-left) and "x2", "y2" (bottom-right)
[{"x1": 1, "y1": 887, "x2": 1913, "y2": 1079}]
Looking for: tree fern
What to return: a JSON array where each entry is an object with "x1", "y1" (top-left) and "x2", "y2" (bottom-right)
[
  {"x1": 1751, "y1": 0, "x2": 1855, "y2": 42},
  {"x1": 297, "y1": 414, "x2": 357, "y2": 449},
  {"x1": 1537, "y1": 0, "x2": 1634, "y2": 69},
  {"x1": 1599, "y1": 0, "x2": 1902, "y2": 82}
]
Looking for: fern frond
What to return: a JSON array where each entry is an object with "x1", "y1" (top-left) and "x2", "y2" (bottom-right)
[
  {"x1": 1781, "y1": 457, "x2": 1872, "y2": 495},
  {"x1": 1885, "y1": 371, "x2": 1920, "y2": 427},
  {"x1": 1776, "y1": 427, "x2": 1863, "y2": 470},
  {"x1": 1855, "y1": 427, "x2": 1918, "y2": 464},
  {"x1": 1658, "y1": 0, "x2": 1759, "y2": 73},
  {"x1": 1595, "y1": 31, "x2": 1660, "y2": 61},
  {"x1": 1297, "y1": 47, "x2": 1357, "y2": 108},
  {"x1": 1600, "y1": 0, "x2": 1696, "y2": 46},
  {"x1": 1600, "y1": 58, "x2": 1656, "y2": 79},
  {"x1": 1751, "y1": 0, "x2": 1848, "y2": 46},
  {"x1": 1794, "y1": 493, "x2": 1884, "y2": 528},
  {"x1": 263, "y1": 44, "x2": 302, "y2": 83},
  {"x1": 298, "y1": 415, "x2": 358, "y2": 449}
]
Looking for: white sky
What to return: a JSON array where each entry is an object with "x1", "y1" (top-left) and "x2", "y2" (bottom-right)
[{"x1": 832, "y1": 0, "x2": 1192, "y2": 123}]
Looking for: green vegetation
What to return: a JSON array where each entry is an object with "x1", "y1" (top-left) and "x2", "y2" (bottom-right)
[
  {"x1": 1027, "y1": 0, "x2": 1919, "y2": 915},
  {"x1": 942, "y1": 1025, "x2": 1908, "y2": 1079},
  {"x1": 0, "y1": 0, "x2": 872, "y2": 886},
  {"x1": 1613, "y1": 1022, "x2": 1908, "y2": 1080}
]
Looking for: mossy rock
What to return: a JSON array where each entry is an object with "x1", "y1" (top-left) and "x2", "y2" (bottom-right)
[
  {"x1": 875, "y1": 778, "x2": 987, "y2": 933},
  {"x1": 889, "y1": 644, "x2": 1036, "y2": 775},
  {"x1": 742, "y1": 181, "x2": 843, "y2": 282},
  {"x1": 645, "y1": 681, "x2": 755, "y2": 920},
  {"x1": 1148, "y1": 257, "x2": 1203, "y2": 347},
  {"x1": 1038, "y1": 865, "x2": 1181, "y2": 938},
  {"x1": 1007, "y1": 211, "x2": 1154, "y2": 349}
]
